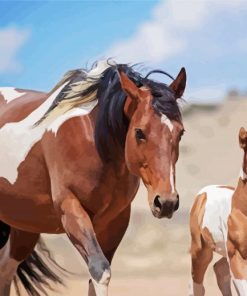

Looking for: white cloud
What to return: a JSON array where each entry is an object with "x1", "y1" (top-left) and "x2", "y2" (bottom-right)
[
  {"x1": 107, "y1": 0, "x2": 247, "y2": 64},
  {"x1": 0, "y1": 27, "x2": 30, "y2": 74}
]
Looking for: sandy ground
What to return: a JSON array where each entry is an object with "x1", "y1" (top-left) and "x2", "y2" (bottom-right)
[
  {"x1": 13, "y1": 274, "x2": 237, "y2": 296},
  {"x1": 11, "y1": 97, "x2": 247, "y2": 295}
]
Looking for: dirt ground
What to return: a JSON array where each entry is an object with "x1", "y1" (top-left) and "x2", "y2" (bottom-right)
[{"x1": 13, "y1": 274, "x2": 237, "y2": 295}]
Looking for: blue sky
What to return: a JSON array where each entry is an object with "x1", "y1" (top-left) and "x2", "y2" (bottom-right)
[{"x1": 0, "y1": 0, "x2": 247, "y2": 103}]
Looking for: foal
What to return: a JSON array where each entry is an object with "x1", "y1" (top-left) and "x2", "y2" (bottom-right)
[{"x1": 189, "y1": 127, "x2": 247, "y2": 296}]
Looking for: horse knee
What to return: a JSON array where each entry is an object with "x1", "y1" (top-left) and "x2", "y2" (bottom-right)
[
  {"x1": 213, "y1": 257, "x2": 230, "y2": 276},
  {"x1": 88, "y1": 257, "x2": 111, "y2": 285}
]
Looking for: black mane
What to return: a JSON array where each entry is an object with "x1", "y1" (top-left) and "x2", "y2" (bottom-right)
[{"x1": 94, "y1": 63, "x2": 182, "y2": 162}]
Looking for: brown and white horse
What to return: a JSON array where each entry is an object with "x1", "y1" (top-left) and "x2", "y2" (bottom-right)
[
  {"x1": 189, "y1": 127, "x2": 247, "y2": 296},
  {"x1": 0, "y1": 60, "x2": 186, "y2": 296}
]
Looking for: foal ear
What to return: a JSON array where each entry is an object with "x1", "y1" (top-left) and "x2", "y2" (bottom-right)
[
  {"x1": 169, "y1": 67, "x2": 187, "y2": 99},
  {"x1": 239, "y1": 127, "x2": 247, "y2": 150},
  {"x1": 118, "y1": 71, "x2": 141, "y2": 119}
]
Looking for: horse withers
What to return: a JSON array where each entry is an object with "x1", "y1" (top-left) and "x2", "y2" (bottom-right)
[
  {"x1": 0, "y1": 60, "x2": 186, "y2": 296},
  {"x1": 189, "y1": 127, "x2": 247, "y2": 296}
]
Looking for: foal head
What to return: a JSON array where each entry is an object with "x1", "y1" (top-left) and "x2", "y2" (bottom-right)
[
  {"x1": 119, "y1": 69, "x2": 186, "y2": 218},
  {"x1": 239, "y1": 127, "x2": 247, "y2": 181}
]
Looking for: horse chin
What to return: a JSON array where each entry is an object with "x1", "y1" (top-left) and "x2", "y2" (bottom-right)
[{"x1": 151, "y1": 208, "x2": 174, "y2": 219}]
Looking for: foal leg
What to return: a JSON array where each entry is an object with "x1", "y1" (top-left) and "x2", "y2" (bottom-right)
[
  {"x1": 0, "y1": 227, "x2": 39, "y2": 296},
  {"x1": 230, "y1": 251, "x2": 247, "y2": 296},
  {"x1": 88, "y1": 205, "x2": 131, "y2": 296},
  {"x1": 54, "y1": 190, "x2": 111, "y2": 296},
  {"x1": 227, "y1": 209, "x2": 247, "y2": 295},
  {"x1": 227, "y1": 240, "x2": 247, "y2": 296},
  {"x1": 190, "y1": 244, "x2": 213, "y2": 296},
  {"x1": 213, "y1": 257, "x2": 232, "y2": 296}
]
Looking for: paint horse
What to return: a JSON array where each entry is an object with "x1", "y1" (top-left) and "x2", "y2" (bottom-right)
[
  {"x1": 0, "y1": 60, "x2": 186, "y2": 296},
  {"x1": 189, "y1": 127, "x2": 247, "y2": 296}
]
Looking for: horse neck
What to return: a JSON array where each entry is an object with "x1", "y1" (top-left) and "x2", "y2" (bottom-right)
[
  {"x1": 91, "y1": 107, "x2": 129, "y2": 174},
  {"x1": 232, "y1": 177, "x2": 247, "y2": 216}
]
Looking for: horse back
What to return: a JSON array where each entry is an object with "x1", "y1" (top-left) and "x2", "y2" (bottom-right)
[{"x1": 0, "y1": 88, "x2": 47, "y2": 128}]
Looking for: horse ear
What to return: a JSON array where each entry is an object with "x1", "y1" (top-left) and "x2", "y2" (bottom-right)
[
  {"x1": 118, "y1": 71, "x2": 140, "y2": 119},
  {"x1": 239, "y1": 127, "x2": 247, "y2": 150},
  {"x1": 118, "y1": 71, "x2": 140, "y2": 100},
  {"x1": 169, "y1": 67, "x2": 186, "y2": 99}
]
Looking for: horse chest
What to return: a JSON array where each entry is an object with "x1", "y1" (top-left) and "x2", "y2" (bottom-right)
[{"x1": 70, "y1": 164, "x2": 139, "y2": 216}]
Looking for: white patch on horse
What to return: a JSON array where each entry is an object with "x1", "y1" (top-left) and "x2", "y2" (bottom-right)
[
  {"x1": 0, "y1": 83, "x2": 67, "y2": 183},
  {"x1": 0, "y1": 80, "x2": 97, "y2": 183},
  {"x1": 49, "y1": 100, "x2": 98, "y2": 134},
  {"x1": 0, "y1": 62, "x2": 112, "y2": 183},
  {"x1": 199, "y1": 185, "x2": 233, "y2": 257},
  {"x1": 170, "y1": 165, "x2": 175, "y2": 193},
  {"x1": 0, "y1": 87, "x2": 25, "y2": 103},
  {"x1": 240, "y1": 168, "x2": 247, "y2": 181},
  {"x1": 161, "y1": 114, "x2": 173, "y2": 132}
]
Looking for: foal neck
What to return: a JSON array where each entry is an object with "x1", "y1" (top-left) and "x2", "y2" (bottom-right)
[{"x1": 232, "y1": 172, "x2": 247, "y2": 216}]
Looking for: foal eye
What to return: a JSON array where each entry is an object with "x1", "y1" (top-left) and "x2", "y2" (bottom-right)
[
  {"x1": 135, "y1": 128, "x2": 146, "y2": 142},
  {"x1": 179, "y1": 129, "x2": 185, "y2": 140}
]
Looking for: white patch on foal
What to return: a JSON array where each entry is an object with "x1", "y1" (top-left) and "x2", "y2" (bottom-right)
[
  {"x1": 0, "y1": 87, "x2": 25, "y2": 103},
  {"x1": 161, "y1": 114, "x2": 173, "y2": 132},
  {"x1": 189, "y1": 281, "x2": 205, "y2": 296},
  {"x1": 0, "y1": 82, "x2": 97, "y2": 184},
  {"x1": 232, "y1": 279, "x2": 247, "y2": 296},
  {"x1": 199, "y1": 185, "x2": 233, "y2": 257}
]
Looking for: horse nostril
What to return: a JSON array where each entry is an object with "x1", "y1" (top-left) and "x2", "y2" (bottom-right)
[{"x1": 154, "y1": 195, "x2": 162, "y2": 210}]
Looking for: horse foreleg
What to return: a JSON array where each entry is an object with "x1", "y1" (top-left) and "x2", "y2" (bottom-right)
[
  {"x1": 0, "y1": 227, "x2": 38, "y2": 296},
  {"x1": 213, "y1": 257, "x2": 232, "y2": 296},
  {"x1": 54, "y1": 191, "x2": 111, "y2": 296},
  {"x1": 88, "y1": 205, "x2": 131, "y2": 296}
]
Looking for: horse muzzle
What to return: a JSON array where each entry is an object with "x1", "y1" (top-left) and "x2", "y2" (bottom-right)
[{"x1": 151, "y1": 193, "x2": 179, "y2": 219}]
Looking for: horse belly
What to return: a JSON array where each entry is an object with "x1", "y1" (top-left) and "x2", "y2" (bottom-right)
[{"x1": 0, "y1": 192, "x2": 63, "y2": 233}]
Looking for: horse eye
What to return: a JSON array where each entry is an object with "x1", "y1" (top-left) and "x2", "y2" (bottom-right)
[{"x1": 135, "y1": 128, "x2": 146, "y2": 142}]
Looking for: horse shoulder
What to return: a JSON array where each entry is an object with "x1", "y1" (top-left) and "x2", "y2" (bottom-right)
[{"x1": 41, "y1": 115, "x2": 102, "y2": 192}]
